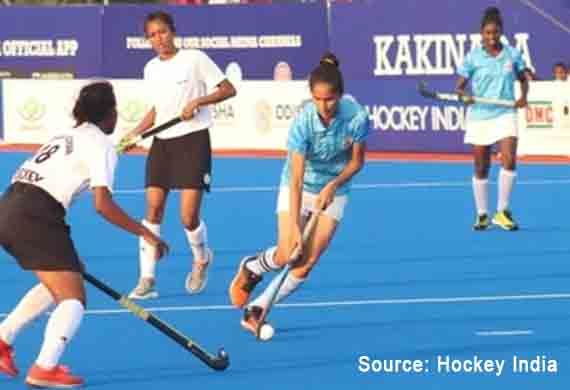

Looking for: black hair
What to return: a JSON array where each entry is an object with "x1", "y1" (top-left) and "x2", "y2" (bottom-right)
[
  {"x1": 72, "y1": 81, "x2": 116, "y2": 126},
  {"x1": 481, "y1": 6, "x2": 503, "y2": 30},
  {"x1": 553, "y1": 62, "x2": 568, "y2": 70},
  {"x1": 309, "y1": 52, "x2": 344, "y2": 95},
  {"x1": 144, "y1": 11, "x2": 176, "y2": 35}
]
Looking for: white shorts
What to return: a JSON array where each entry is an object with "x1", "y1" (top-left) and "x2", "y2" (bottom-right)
[
  {"x1": 276, "y1": 187, "x2": 348, "y2": 222},
  {"x1": 464, "y1": 113, "x2": 518, "y2": 146}
]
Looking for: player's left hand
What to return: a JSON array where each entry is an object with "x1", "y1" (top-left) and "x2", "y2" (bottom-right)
[
  {"x1": 515, "y1": 97, "x2": 528, "y2": 108},
  {"x1": 181, "y1": 100, "x2": 200, "y2": 121},
  {"x1": 316, "y1": 182, "x2": 337, "y2": 211}
]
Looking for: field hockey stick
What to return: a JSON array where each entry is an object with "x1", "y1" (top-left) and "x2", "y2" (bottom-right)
[
  {"x1": 83, "y1": 272, "x2": 229, "y2": 371},
  {"x1": 255, "y1": 210, "x2": 321, "y2": 339},
  {"x1": 418, "y1": 81, "x2": 515, "y2": 108},
  {"x1": 116, "y1": 116, "x2": 183, "y2": 153}
]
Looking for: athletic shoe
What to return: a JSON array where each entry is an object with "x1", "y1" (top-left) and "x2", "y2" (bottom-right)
[
  {"x1": 26, "y1": 364, "x2": 83, "y2": 388},
  {"x1": 185, "y1": 248, "x2": 213, "y2": 294},
  {"x1": 0, "y1": 338, "x2": 18, "y2": 378},
  {"x1": 473, "y1": 214, "x2": 490, "y2": 231},
  {"x1": 240, "y1": 305, "x2": 265, "y2": 336},
  {"x1": 128, "y1": 278, "x2": 158, "y2": 300},
  {"x1": 492, "y1": 210, "x2": 519, "y2": 231},
  {"x1": 228, "y1": 256, "x2": 263, "y2": 308}
]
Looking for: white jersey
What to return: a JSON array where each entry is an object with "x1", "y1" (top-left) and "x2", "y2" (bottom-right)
[
  {"x1": 144, "y1": 49, "x2": 226, "y2": 139},
  {"x1": 11, "y1": 123, "x2": 117, "y2": 210}
]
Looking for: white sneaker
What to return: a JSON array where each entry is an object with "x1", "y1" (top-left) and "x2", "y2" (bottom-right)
[
  {"x1": 185, "y1": 249, "x2": 213, "y2": 294},
  {"x1": 128, "y1": 278, "x2": 159, "y2": 300}
]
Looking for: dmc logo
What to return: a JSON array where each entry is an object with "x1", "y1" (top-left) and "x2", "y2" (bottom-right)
[
  {"x1": 119, "y1": 100, "x2": 148, "y2": 123},
  {"x1": 255, "y1": 100, "x2": 272, "y2": 134},
  {"x1": 18, "y1": 98, "x2": 46, "y2": 122},
  {"x1": 525, "y1": 102, "x2": 553, "y2": 129}
]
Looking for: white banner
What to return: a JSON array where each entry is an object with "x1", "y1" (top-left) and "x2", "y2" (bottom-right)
[
  {"x1": 1, "y1": 79, "x2": 310, "y2": 151},
  {"x1": 518, "y1": 81, "x2": 570, "y2": 156}
]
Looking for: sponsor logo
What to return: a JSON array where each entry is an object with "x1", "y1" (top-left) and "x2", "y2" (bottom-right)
[
  {"x1": 255, "y1": 99, "x2": 272, "y2": 134},
  {"x1": 212, "y1": 102, "x2": 236, "y2": 126},
  {"x1": 525, "y1": 101, "x2": 553, "y2": 129},
  {"x1": 119, "y1": 99, "x2": 148, "y2": 124},
  {"x1": 18, "y1": 97, "x2": 46, "y2": 126}
]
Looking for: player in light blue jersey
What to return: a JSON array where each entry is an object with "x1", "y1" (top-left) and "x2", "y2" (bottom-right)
[
  {"x1": 456, "y1": 6, "x2": 530, "y2": 231},
  {"x1": 229, "y1": 52, "x2": 369, "y2": 333}
]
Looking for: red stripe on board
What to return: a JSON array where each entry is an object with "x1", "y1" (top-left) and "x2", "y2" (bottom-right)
[{"x1": 0, "y1": 144, "x2": 568, "y2": 164}]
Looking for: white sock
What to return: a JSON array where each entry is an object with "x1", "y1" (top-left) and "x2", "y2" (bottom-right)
[
  {"x1": 497, "y1": 169, "x2": 516, "y2": 212},
  {"x1": 185, "y1": 220, "x2": 209, "y2": 263},
  {"x1": 245, "y1": 247, "x2": 279, "y2": 275},
  {"x1": 0, "y1": 284, "x2": 54, "y2": 345},
  {"x1": 35, "y1": 299, "x2": 84, "y2": 370},
  {"x1": 139, "y1": 220, "x2": 160, "y2": 279},
  {"x1": 472, "y1": 177, "x2": 489, "y2": 216},
  {"x1": 250, "y1": 271, "x2": 305, "y2": 308}
]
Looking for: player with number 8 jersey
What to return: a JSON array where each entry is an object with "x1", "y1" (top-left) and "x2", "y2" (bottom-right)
[{"x1": 0, "y1": 81, "x2": 168, "y2": 388}]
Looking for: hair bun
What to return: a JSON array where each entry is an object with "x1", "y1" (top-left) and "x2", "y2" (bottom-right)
[
  {"x1": 320, "y1": 52, "x2": 340, "y2": 68},
  {"x1": 484, "y1": 6, "x2": 501, "y2": 18}
]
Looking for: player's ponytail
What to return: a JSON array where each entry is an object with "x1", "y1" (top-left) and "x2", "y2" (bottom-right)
[
  {"x1": 309, "y1": 51, "x2": 344, "y2": 95},
  {"x1": 73, "y1": 81, "x2": 116, "y2": 127},
  {"x1": 481, "y1": 6, "x2": 503, "y2": 30}
]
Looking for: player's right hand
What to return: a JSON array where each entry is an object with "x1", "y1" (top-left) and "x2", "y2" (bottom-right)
[{"x1": 142, "y1": 231, "x2": 170, "y2": 260}]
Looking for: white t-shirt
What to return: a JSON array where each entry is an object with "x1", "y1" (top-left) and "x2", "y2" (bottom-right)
[
  {"x1": 12, "y1": 123, "x2": 117, "y2": 210},
  {"x1": 144, "y1": 49, "x2": 226, "y2": 139}
]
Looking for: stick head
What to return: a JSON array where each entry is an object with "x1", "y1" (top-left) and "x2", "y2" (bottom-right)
[
  {"x1": 418, "y1": 81, "x2": 436, "y2": 99},
  {"x1": 209, "y1": 348, "x2": 230, "y2": 371}
]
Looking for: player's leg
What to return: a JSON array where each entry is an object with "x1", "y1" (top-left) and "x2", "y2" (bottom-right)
[
  {"x1": 492, "y1": 136, "x2": 518, "y2": 230},
  {"x1": 251, "y1": 213, "x2": 338, "y2": 310},
  {"x1": 25, "y1": 271, "x2": 84, "y2": 388},
  {"x1": 181, "y1": 188, "x2": 213, "y2": 294},
  {"x1": 242, "y1": 195, "x2": 346, "y2": 334},
  {"x1": 129, "y1": 186, "x2": 168, "y2": 299},
  {"x1": 229, "y1": 211, "x2": 292, "y2": 308},
  {"x1": 472, "y1": 145, "x2": 492, "y2": 230},
  {"x1": 179, "y1": 130, "x2": 213, "y2": 294}
]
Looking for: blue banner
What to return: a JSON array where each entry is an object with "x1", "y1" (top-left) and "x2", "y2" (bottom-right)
[
  {"x1": 0, "y1": 7, "x2": 102, "y2": 79},
  {"x1": 102, "y1": 4, "x2": 328, "y2": 80},
  {"x1": 331, "y1": 0, "x2": 570, "y2": 152}
]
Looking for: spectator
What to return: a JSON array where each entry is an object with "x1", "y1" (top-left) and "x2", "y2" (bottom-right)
[{"x1": 553, "y1": 62, "x2": 568, "y2": 81}]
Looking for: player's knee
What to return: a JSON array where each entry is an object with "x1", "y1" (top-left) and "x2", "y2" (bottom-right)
[
  {"x1": 146, "y1": 206, "x2": 164, "y2": 224},
  {"x1": 292, "y1": 260, "x2": 317, "y2": 279},
  {"x1": 501, "y1": 156, "x2": 516, "y2": 171},
  {"x1": 273, "y1": 247, "x2": 290, "y2": 267},
  {"x1": 180, "y1": 213, "x2": 200, "y2": 230},
  {"x1": 474, "y1": 165, "x2": 489, "y2": 179}
]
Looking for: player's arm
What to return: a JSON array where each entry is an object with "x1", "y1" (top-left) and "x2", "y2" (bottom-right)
[
  {"x1": 181, "y1": 80, "x2": 236, "y2": 120},
  {"x1": 516, "y1": 71, "x2": 529, "y2": 108},
  {"x1": 317, "y1": 143, "x2": 366, "y2": 210},
  {"x1": 455, "y1": 77, "x2": 474, "y2": 104},
  {"x1": 130, "y1": 107, "x2": 156, "y2": 137},
  {"x1": 92, "y1": 186, "x2": 168, "y2": 258}
]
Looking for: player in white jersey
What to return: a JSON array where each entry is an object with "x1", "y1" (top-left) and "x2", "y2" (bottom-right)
[
  {"x1": 0, "y1": 82, "x2": 168, "y2": 388},
  {"x1": 228, "y1": 53, "x2": 369, "y2": 334},
  {"x1": 120, "y1": 11, "x2": 236, "y2": 300}
]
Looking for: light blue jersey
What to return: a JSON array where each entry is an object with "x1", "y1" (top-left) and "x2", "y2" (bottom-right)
[
  {"x1": 280, "y1": 97, "x2": 370, "y2": 196},
  {"x1": 458, "y1": 44, "x2": 526, "y2": 121}
]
